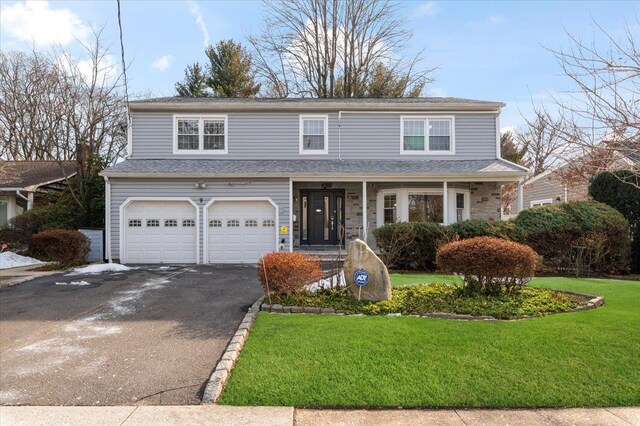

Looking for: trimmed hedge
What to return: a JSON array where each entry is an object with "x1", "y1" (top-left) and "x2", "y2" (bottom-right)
[
  {"x1": 515, "y1": 201, "x2": 630, "y2": 273},
  {"x1": 373, "y1": 222, "x2": 452, "y2": 270},
  {"x1": 258, "y1": 252, "x2": 323, "y2": 295},
  {"x1": 0, "y1": 210, "x2": 44, "y2": 251},
  {"x1": 589, "y1": 171, "x2": 640, "y2": 273},
  {"x1": 31, "y1": 229, "x2": 90, "y2": 266},
  {"x1": 436, "y1": 237, "x2": 539, "y2": 295},
  {"x1": 373, "y1": 201, "x2": 630, "y2": 274}
]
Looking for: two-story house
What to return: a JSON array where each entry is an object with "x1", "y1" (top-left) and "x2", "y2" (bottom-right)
[{"x1": 102, "y1": 97, "x2": 529, "y2": 264}]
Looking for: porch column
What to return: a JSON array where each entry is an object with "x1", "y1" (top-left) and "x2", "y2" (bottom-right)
[
  {"x1": 517, "y1": 181, "x2": 524, "y2": 213},
  {"x1": 362, "y1": 181, "x2": 367, "y2": 243},
  {"x1": 442, "y1": 181, "x2": 449, "y2": 225},
  {"x1": 27, "y1": 192, "x2": 34, "y2": 210}
]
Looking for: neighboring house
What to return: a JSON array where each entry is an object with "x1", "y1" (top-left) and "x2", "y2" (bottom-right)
[
  {"x1": 101, "y1": 97, "x2": 529, "y2": 264},
  {"x1": 0, "y1": 161, "x2": 77, "y2": 226},
  {"x1": 506, "y1": 149, "x2": 637, "y2": 217}
]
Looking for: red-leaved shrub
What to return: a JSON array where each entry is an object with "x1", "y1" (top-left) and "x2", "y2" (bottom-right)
[
  {"x1": 436, "y1": 236, "x2": 539, "y2": 294},
  {"x1": 31, "y1": 230, "x2": 90, "y2": 267},
  {"x1": 258, "y1": 252, "x2": 323, "y2": 295}
]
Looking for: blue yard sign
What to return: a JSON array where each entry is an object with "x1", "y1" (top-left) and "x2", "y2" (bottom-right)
[{"x1": 354, "y1": 269, "x2": 369, "y2": 286}]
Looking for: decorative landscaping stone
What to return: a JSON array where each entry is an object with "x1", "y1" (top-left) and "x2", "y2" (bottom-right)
[
  {"x1": 216, "y1": 360, "x2": 234, "y2": 372},
  {"x1": 290, "y1": 306, "x2": 305, "y2": 313},
  {"x1": 221, "y1": 351, "x2": 238, "y2": 362},
  {"x1": 261, "y1": 304, "x2": 271, "y2": 311},
  {"x1": 304, "y1": 306, "x2": 321, "y2": 314},
  {"x1": 343, "y1": 238, "x2": 391, "y2": 301},
  {"x1": 271, "y1": 304, "x2": 284, "y2": 313},
  {"x1": 321, "y1": 308, "x2": 336, "y2": 314},
  {"x1": 226, "y1": 342, "x2": 242, "y2": 352}
]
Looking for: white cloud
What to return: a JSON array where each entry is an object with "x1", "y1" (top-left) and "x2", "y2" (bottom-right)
[
  {"x1": 186, "y1": 0, "x2": 210, "y2": 48},
  {"x1": 500, "y1": 126, "x2": 517, "y2": 135},
  {"x1": 412, "y1": 2, "x2": 436, "y2": 19},
  {"x1": 0, "y1": 0, "x2": 89, "y2": 47},
  {"x1": 151, "y1": 54, "x2": 174, "y2": 71},
  {"x1": 57, "y1": 53, "x2": 118, "y2": 85}
]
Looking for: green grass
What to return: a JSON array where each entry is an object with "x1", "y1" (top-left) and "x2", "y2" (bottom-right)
[{"x1": 219, "y1": 275, "x2": 640, "y2": 408}]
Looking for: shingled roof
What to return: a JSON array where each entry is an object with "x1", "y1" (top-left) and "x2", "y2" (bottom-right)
[
  {"x1": 0, "y1": 161, "x2": 78, "y2": 190},
  {"x1": 103, "y1": 158, "x2": 528, "y2": 178}
]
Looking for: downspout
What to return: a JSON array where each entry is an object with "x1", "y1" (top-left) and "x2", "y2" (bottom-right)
[
  {"x1": 338, "y1": 111, "x2": 343, "y2": 161},
  {"x1": 15, "y1": 190, "x2": 32, "y2": 210},
  {"x1": 103, "y1": 176, "x2": 113, "y2": 263}
]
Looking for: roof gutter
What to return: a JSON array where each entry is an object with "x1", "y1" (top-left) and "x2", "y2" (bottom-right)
[
  {"x1": 129, "y1": 103, "x2": 504, "y2": 113},
  {"x1": 101, "y1": 171, "x2": 528, "y2": 180}
]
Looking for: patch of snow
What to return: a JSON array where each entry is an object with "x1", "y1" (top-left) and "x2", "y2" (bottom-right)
[
  {"x1": 305, "y1": 270, "x2": 346, "y2": 292},
  {"x1": 55, "y1": 281, "x2": 91, "y2": 286},
  {"x1": 0, "y1": 251, "x2": 43, "y2": 269},
  {"x1": 66, "y1": 263, "x2": 135, "y2": 275}
]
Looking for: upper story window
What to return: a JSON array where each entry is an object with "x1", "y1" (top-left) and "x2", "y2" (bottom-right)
[
  {"x1": 299, "y1": 115, "x2": 328, "y2": 154},
  {"x1": 174, "y1": 115, "x2": 227, "y2": 154},
  {"x1": 400, "y1": 116, "x2": 455, "y2": 155}
]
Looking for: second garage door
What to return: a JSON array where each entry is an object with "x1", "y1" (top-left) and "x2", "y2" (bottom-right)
[{"x1": 207, "y1": 200, "x2": 277, "y2": 264}]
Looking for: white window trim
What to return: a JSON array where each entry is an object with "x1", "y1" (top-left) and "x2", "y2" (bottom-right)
[
  {"x1": 400, "y1": 115, "x2": 455, "y2": 155},
  {"x1": 299, "y1": 114, "x2": 329, "y2": 155},
  {"x1": 448, "y1": 188, "x2": 471, "y2": 224},
  {"x1": 531, "y1": 198, "x2": 553, "y2": 207},
  {"x1": 376, "y1": 188, "x2": 447, "y2": 227},
  {"x1": 173, "y1": 114, "x2": 228, "y2": 155}
]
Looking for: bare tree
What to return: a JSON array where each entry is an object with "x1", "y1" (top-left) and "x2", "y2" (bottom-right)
[
  {"x1": 516, "y1": 105, "x2": 575, "y2": 175},
  {"x1": 0, "y1": 28, "x2": 128, "y2": 212},
  {"x1": 547, "y1": 19, "x2": 640, "y2": 186},
  {"x1": 249, "y1": 0, "x2": 435, "y2": 98}
]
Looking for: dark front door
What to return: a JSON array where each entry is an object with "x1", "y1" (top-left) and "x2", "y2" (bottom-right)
[{"x1": 300, "y1": 189, "x2": 345, "y2": 246}]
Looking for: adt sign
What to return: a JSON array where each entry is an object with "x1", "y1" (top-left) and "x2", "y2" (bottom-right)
[{"x1": 354, "y1": 269, "x2": 369, "y2": 287}]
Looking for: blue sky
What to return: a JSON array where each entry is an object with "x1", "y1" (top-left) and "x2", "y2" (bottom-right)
[{"x1": 1, "y1": 0, "x2": 638, "y2": 130}]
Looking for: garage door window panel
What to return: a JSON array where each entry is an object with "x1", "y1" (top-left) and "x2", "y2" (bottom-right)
[{"x1": 147, "y1": 219, "x2": 160, "y2": 227}]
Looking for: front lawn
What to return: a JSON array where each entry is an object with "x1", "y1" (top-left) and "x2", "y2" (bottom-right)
[{"x1": 219, "y1": 275, "x2": 640, "y2": 408}]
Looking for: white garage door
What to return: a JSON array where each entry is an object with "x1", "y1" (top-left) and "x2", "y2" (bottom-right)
[
  {"x1": 124, "y1": 200, "x2": 197, "y2": 264},
  {"x1": 207, "y1": 200, "x2": 277, "y2": 264}
]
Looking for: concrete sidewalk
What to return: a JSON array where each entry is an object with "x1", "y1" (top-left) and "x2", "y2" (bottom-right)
[{"x1": 1, "y1": 406, "x2": 638, "y2": 426}]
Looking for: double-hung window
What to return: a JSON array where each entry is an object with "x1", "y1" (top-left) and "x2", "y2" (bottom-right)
[
  {"x1": 174, "y1": 115, "x2": 227, "y2": 154},
  {"x1": 300, "y1": 115, "x2": 328, "y2": 154},
  {"x1": 401, "y1": 116, "x2": 454, "y2": 154}
]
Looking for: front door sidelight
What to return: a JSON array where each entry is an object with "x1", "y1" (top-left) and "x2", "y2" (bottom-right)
[{"x1": 300, "y1": 189, "x2": 345, "y2": 246}]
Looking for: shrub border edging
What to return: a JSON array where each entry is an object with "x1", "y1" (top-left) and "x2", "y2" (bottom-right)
[
  {"x1": 202, "y1": 295, "x2": 264, "y2": 404},
  {"x1": 259, "y1": 291, "x2": 604, "y2": 321}
]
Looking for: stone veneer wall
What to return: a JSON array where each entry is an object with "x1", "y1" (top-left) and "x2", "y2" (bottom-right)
[
  {"x1": 293, "y1": 181, "x2": 503, "y2": 247},
  {"x1": 470, "y1": 182, "x2": 501, "y2": 221},
  {"x1": 293, "y1": 182, "x2": 375, "y2": 247}
]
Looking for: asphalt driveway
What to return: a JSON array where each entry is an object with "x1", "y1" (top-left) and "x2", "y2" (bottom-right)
[{"x1": 0, "y1": 264, "x2": 263, "y2": 406}]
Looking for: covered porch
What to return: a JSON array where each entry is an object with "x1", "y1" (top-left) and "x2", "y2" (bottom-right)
[{"x1": 292, "y1": 178, "x2": 523, "y2": 251}]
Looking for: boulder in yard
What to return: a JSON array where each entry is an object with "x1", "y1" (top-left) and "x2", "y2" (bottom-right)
[{"x1": 343, "y1": 239, "x2": 391, "y2": 301}]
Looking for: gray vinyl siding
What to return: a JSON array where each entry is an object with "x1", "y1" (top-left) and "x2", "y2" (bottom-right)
[
  {"x1": 109, "y1": 178, "x2": 290, "y2": 263},
  {"x1": 130, "y1": 112, "x2": 497, "y2": 161}
]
